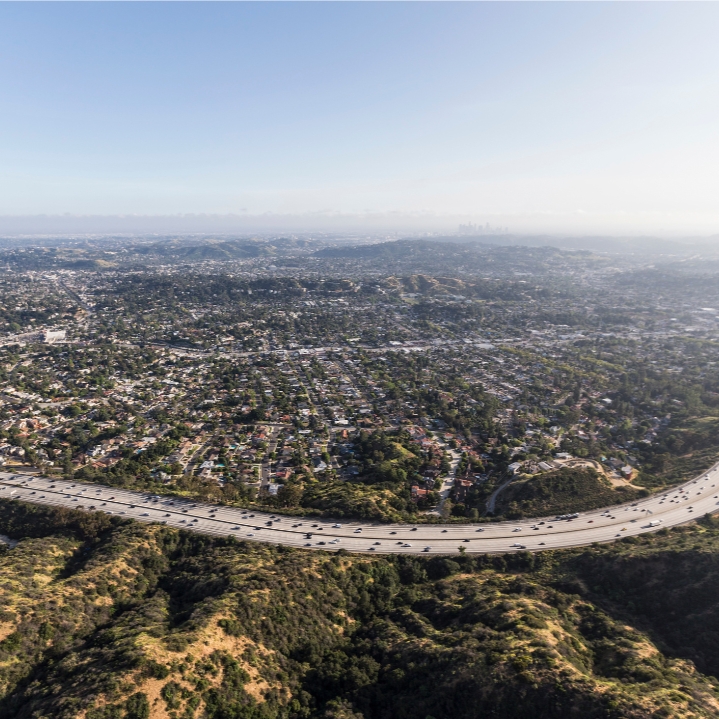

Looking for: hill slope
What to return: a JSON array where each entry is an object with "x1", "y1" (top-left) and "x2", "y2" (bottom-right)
[{"x1": 1, "y1": 499, "x2": 719, "y2": 719}]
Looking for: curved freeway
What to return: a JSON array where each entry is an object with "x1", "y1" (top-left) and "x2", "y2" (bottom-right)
[{"x1": 1, "y1": 467, "x2": 718, "y2": 554}]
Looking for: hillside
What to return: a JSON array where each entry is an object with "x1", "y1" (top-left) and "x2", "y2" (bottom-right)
[
  {"x1": 2, "y1": 499, "x2": 719, "y2": 718},
  {"x1": 496, "y1": 468, "x2": 645, "y2": 519}
]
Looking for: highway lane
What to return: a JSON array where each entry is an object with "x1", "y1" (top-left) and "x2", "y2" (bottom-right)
[{"x1": 1, "y1": 466, "x2": 719, "y2": 554}]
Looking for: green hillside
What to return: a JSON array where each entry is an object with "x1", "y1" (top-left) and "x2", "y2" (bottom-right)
[
  {"x1": 497, "y1": 467, "x2": 645, "y2": 519},
  {"x1": 2, "y1": 499, "x2": 719, "y2": 718}
]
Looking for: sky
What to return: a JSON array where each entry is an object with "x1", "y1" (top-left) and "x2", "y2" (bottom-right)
[{"x1": 1, "y1": 2, "x2": 719, "y2": 235}]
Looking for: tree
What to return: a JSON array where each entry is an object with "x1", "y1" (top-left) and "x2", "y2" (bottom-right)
[
  {"x1": 125, "y1": 693, "x2": 150, "y2": 719},
  {"x1": 277, "y1": 483, "x2": 303, "y2": 507}
]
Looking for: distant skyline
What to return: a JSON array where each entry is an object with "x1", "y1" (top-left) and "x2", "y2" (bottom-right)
[{"x1": 2, "y1": 2, "x2": 719, "y2": 235}]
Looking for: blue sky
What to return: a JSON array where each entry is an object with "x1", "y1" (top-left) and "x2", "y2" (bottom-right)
[{"x1": 1, "y1": 2, "x2": 719, "y2": 234}]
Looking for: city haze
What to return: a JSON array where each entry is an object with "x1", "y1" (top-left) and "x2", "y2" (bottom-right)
[{"x1": 1, "y1": 3, "x2": 719, "y2": 235}]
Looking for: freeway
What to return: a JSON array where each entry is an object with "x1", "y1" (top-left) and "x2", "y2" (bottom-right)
[{"x1": 1, "y1": 466, "x2": 718, "y2": 554}]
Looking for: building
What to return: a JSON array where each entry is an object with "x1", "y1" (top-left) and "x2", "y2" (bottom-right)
[{"x1": 43, "y1": 330, "x2": 66, "y2": 343}]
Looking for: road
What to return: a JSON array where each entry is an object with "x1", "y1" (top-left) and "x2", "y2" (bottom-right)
[{"x1": 2, "y1": 466, "x2": 719, "y2": 554}]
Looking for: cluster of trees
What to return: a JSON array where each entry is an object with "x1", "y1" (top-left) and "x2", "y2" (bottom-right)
[{"x1": 2, "y1": 498, "x2": 719, "y2": 718}]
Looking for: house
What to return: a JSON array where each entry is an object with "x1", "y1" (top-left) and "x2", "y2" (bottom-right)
[
  {"x1": 508, "y1": 461, "x2": 523, "y2": 474},
  {"x1": 411, "y1": 486, "x2": 429, "y2": 502},
  {"x1": 452, "y1": 478, "x2": 473, "y2": 503}
]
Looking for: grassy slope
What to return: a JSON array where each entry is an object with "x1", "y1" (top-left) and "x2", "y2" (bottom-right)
[
  {"x1": 2, "y1": 500, "x2": 719, "y2": 718},
  {"x1": 496, "y1": 468, "x2": 644, "y2": 519}
]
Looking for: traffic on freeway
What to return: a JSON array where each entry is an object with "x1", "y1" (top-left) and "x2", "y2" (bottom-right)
[{"x1": 1, "y1": 466, "x2": 718, "y2": 554}]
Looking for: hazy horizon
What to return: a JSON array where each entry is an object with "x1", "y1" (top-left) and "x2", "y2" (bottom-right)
[
  {"x1": 1, "y1": 212, "x2": 719, "y2": 240},
  {"x1": 2, "y1": 3, "x2": 719, "y2": 235}
]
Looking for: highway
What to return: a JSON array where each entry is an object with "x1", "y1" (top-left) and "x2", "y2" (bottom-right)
[{"x1": 1, "y1": 466, "x2": 718, "y2": 554}]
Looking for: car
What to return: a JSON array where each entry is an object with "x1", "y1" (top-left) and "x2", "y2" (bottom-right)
[
  {"x1": 539, "y1": 542, "x2": 545, "y2": 546},
  {"x1": 354, "y1": 529, "x2": 362, "y2": 533},
  {"x1": 410, "y1": 527, "x2": 418, "y2": 531},
  {"x1": 402, "y1": 543, "x2": 412, "y2": 548},
  {"x1": 141, "y1": 513, "x2": 149, "y2": 516},
  {"x1": 101, "y1": 503, "x2": 107, "y2": 506},
  {"x1": 588, "y1": 520, "x2": 594, "y2": 523},
  {"x1": 512, "y1": 528, "x2": 522, "y2": 532},
  {"x1": 247, "y1": 533, "x2": 255, "y2": 537},
  {"x1": 463, "y1": 539, "x2": 470, "y2": 543},
  {"x1": 369, "y1": 547, "x2": 376, "y2": 551},
  {"x1": 165, "y1": 513, "x2": 171, "y2": 517},
  {"x1": 304, "y1": 543, "x2": 312, "y2": 547},
  {"x1": 109, "y1": 496, "x2": 115, "y2": 500},
  {"x1": 476, "y1": 528, "x2": 484, "y2": 532},
  {"x1": 333, "y1": 524, "x2": 342, "y2": 528},
  {"x1": 318, "y1": 541, "x2": 326, "y2": 546},
  {"x1": 390, "y1": 531, "x2": 397, "y2": 535},
  {"x1": 312, "y1": 524, "x2": 319, "y2": 528},
  {"x1": 621, "y1": 528, "x2": 627, "y2": 531},
  {"x1": 374, "y1": 542, "x2": 381, "y2": 545},
  {"x1": 442, "y1": 529, "x2": 448, "y2": 533},
  {"x1": 538, "y1": 521, "x2": 545, "y2": 525}
]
